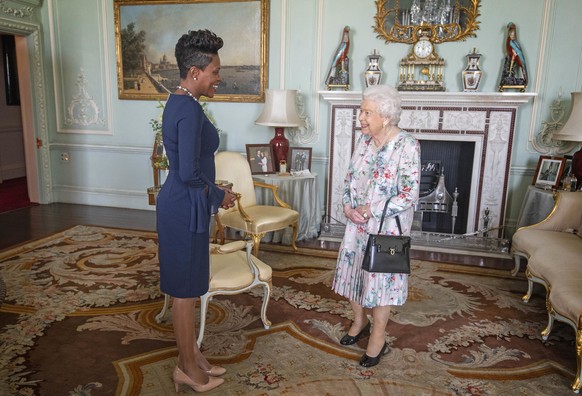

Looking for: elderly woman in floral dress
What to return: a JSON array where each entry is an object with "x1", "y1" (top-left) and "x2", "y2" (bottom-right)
[{"x1": 332, "y1": 84, "x2": 420, "y2": 367}]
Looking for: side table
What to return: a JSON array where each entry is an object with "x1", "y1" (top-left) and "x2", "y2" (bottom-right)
[
  {"x1": 252, "y1": 173, "x2": 321, "y2": 244},
  {"x1": 515, "y1": 185, "x2": 556, "y2": 229}
]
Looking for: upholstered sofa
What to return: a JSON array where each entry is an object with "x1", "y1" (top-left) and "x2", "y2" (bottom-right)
[{"x1": 511, "y1": 191, "x2": 582, "y2": 393}]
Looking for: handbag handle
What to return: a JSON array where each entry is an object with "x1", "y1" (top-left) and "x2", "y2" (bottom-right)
[{"x1": 377, "y1": 200, "x2": 403, "y2": 236}]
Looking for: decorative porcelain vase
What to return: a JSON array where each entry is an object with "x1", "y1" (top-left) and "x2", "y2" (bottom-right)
[
  {"x1": 364, "y1": 50, "x2": 383, "y2": 87},
  {"x1": 269, "y1": 127, "x2": 289, "y2": 172},
  {"x1": 462, "y1": 48, "x2": 483, "y2": 92}
]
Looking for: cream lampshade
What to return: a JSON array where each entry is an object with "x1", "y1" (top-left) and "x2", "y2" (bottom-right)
[
  {"x1": 553, "y1": 92, "x2": 582, "y2": 189},
  {"x1": 255, "y1": 89, "x2": 303, "y2": 172}
]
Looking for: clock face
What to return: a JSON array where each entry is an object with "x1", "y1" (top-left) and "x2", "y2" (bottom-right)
[{"x1": 414, "y1": 40, "x2": 433, "y2": 58}]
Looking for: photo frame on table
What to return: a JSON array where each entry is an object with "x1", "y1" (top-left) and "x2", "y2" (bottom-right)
[
  {"x1": 288, "y1": 147, "x2": 312, "y2": 172},
  {"x1": 532, "y1": 155, "x2": 567, "y2": 189},
  {"x1": 246, "y1": 144, "x2": 275, "y2": 175},
  {"x1": 113, "y1": 0, "x2": 269, "y2": 102}
]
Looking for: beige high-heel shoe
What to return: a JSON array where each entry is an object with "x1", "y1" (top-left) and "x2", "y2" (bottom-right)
[
  {"x1": 203, "y1": 366, "x2": 226, "y2": 377},
  {"x1": 173, "y1": 366, "x2": 224, "y2": 393},
  {"x1": 178, "y1": 353, "x2": 227, "y2": 377}
]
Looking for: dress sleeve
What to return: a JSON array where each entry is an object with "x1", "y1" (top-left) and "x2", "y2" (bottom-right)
[
  {"x1": 177, "y1": 104, "x2": 210, "y2": 187},
  {"x1": 342, "y1": 134, "x2": 368, "y2": 206},
  {"x1": 373, "y1": 134, "x2": 421, "y2": 218},
  {"x1": 176, "y1": 102, "x2": 225, "y2": 232}
]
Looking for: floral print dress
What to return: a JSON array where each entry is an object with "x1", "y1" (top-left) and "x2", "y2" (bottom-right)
[{"x1": 332, "y1": 131, "x2": 420, "y2": 308}]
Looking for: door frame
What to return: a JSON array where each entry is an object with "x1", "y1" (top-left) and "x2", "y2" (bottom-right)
[{"x1": 1, "y1": 17, "x2": 52, "y2": 204}]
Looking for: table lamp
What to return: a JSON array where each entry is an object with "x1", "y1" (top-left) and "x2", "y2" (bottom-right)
[
  {"x1": 255, "y1": 89, "x2": 303, "y2": 172},
  {"x1": 553, "y1": 92, "x2": 582, "y2": 189}
]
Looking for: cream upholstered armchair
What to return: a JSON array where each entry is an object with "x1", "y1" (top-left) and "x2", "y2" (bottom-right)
[
  {"x1": 155, "y1": 240, "x2": 272, "y2": 347},
  {"x1": 511, "y1": 191, "x2": 582, "y2": 392},
  {"x1": 213, "y1": 151, "x2": 299, "y2": 256}
]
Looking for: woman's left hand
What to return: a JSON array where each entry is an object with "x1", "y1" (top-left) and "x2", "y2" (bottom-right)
[
  {"x1": 345, "y1": 205, "x2": 370, "y2": 224},
  {"x1": 220, "y1": 188, "x2": 236, "y2": 209}
]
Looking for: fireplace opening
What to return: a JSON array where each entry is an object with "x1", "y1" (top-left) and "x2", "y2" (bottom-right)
[{"x1": 417, "y1": 140, "x2": 475, "y2": 234}]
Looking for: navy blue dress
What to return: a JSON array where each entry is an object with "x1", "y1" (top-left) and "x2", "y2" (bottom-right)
[{"x1": 156, "y1": 94, "x2": 224, "y2": 298}]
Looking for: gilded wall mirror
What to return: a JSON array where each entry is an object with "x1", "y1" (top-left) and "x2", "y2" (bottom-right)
[{"x1": 374, "y1": 0, "x2": 481, "y2": 44}]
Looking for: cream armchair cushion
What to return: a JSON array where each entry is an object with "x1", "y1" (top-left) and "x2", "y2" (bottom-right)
[{"x1": 214, "y1": 151, "x2": 299, "y2": 255}]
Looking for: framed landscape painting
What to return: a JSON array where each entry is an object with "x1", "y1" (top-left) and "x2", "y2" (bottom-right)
[{"x1": 113, "y1": 0, "x2": 269, "y2": 102}]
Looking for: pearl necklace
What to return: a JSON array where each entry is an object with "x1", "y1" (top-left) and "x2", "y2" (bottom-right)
[{"x1": 176, "y1": 85, "x2": 199, "y2": 101}]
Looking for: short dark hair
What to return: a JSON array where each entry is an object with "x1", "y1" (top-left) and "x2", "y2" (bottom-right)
[{"x1": 175, "y1": 29, "x2": 223, "y2": 78}]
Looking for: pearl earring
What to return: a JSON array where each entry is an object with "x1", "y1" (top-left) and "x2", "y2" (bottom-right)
[{"x1": 193, "y1": 76, "x2": 197, "y2": 81}]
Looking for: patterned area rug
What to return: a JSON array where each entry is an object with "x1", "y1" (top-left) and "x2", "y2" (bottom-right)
[
  {"x1": 0, "y1": 225, "x2": 576, "y2": 395},
  {"x1": 0, "y1": 275, "x2": 5, "y2": 306}
]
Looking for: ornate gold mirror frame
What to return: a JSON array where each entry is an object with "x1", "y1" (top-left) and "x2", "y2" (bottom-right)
[{"x1": 374, "y1": 0, "x2": 481, "y2": 44}]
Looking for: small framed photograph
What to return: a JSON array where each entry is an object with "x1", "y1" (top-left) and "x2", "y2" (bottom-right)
[
  {"x1": 532, "y1": 156, "x2": 567, "y2": 189},
  {"x1": 288, "y1": 147, "x2": 312, "y2": 172},
  {"x1": 559, "y1": 154, "x2": 574, "y2": 189},
  {"x1": 246, "y1": 144, "x2": 275, "y2": 174}
]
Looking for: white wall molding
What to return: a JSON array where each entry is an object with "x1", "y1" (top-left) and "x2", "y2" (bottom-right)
[
  {"x1": 47, "y1": 0, "x2": 113, "y2": 135},
  {"x1": 53, "y1": 184, "x2": 155, "y2": 211},
  {"x1": 528, "y1": 0, "x2": 556, "y2": 154},
  {"x1": 50, "y1": 142, "x2": 150, "y2": 155}
]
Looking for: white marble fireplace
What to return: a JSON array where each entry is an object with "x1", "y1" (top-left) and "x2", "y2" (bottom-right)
[{"x1": 320, "y1": 91, "x2": 536, "y2": 237}]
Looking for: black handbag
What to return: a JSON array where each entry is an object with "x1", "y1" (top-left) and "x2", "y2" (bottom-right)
[{"x1": 361, "y1": 201, "x2": 411, "y2": 274}]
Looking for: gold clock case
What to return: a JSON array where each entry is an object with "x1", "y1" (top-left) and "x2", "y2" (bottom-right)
[
  {"x1": 374, "y1": 0, "x2": 481, "y2": 44},
  {"x1": 397, "y1": 48, "x2": 445, "y2": 91}
]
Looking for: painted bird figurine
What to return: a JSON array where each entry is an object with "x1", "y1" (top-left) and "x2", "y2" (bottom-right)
[
  {"x1": 505, "y1": 22, "x2": 528, "y2": 84},
  {"x1": 325, "y1": 26, "x2": 350, "y2": 89}
]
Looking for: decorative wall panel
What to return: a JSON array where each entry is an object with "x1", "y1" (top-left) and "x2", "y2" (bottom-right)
[{"x1": 48, "y1": 0, "x2": 112, "y2": 134}]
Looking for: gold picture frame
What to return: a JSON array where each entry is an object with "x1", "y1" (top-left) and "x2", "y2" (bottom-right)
[
  {"x1": 113, "y1": 0, "x2": 269, "y2": 102},
  {"x1": 374, "y1": 0, "x2": 481, "y2": 44}
]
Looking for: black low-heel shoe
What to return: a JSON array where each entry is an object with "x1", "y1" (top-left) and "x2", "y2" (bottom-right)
[
  {"x1": 359, "y1": 342, "x2": 388, "y2": 367},
  {"x1": 339, "y1": 321, "x2": 371, "y2": 346}
]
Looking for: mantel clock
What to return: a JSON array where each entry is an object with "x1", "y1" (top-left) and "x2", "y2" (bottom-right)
[{"x1": 397, "y1": 29, "x2": 445, "y2": 91}]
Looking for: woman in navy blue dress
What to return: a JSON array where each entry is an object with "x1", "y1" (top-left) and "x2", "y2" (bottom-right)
[{"x1": 156, "y1": 29, "x2": 235, "y2": 393}]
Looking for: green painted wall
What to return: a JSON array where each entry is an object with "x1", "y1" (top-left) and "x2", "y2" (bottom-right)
[{"x1": 30, "y1": 0, "x2": 582, "y2": 235}]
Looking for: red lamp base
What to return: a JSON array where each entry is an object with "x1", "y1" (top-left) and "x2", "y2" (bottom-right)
[{"x1": 270, "y1": 127, "x2": 289, "y2": 172}]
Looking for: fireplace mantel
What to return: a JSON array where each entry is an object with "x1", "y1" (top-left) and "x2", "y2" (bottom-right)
[
  {"x1": 319, "y1": 91, "x2": 536, "y2": 107},
  {"x1": 320, "y1": 90, "x2": 536, "y2": 237}
]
